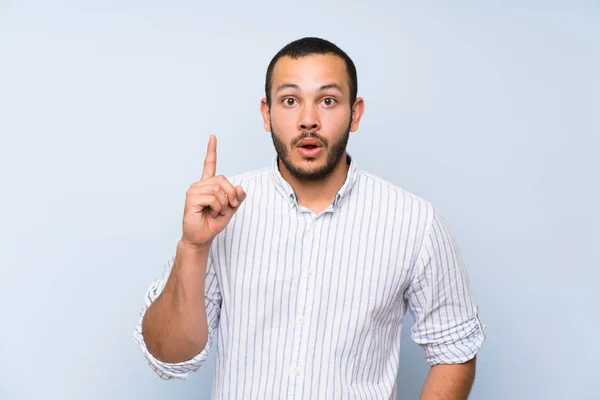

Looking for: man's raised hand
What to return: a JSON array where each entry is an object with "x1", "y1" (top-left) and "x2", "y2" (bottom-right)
[{"x1": 181, "y1": 135, "x2": 246, "y2": 249}]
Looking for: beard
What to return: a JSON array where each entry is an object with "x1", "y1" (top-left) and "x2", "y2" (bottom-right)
[{"x1": 271, "y1": 121, "x2": 350, "y2": 181}]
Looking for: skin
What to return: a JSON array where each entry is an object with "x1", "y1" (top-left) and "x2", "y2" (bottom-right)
[
  {"x1": 142, "y1": 52, "x2": 477, "y2": 398},
  {"x1": 261, "y1": 54, "x2": 364, "y2": 214},
  {"x1": 142, "y1": 136, "x2": 247, "y2": 363},
  {"x1": 419, "y1": 357, "x2": 477, "y2": 399}
]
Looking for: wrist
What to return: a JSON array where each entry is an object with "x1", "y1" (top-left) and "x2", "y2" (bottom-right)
[{"x1": 178, "y1": 238, "x2": 211, "y2": 255}]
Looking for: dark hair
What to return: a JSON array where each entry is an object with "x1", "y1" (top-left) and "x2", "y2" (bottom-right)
[{"x1": 265, "y1": 37, "x2": 358, "y2": 107}]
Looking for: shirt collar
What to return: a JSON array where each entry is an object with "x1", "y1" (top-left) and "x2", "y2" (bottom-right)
[{"x1": 269, "y1": 153, "x2": 359, "y2": 209}]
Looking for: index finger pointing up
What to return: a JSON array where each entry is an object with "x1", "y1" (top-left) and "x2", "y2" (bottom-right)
[{"x1": 202, "y1": 134, "x2": 217, "y2": 180}]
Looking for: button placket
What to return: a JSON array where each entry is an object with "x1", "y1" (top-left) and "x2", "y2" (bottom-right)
[
  {"x1": 288, "y1": 214, "x2": 313, "y2": 394},
  {"x1": 289, "y1": 214, "x2": 319, "y2": 393}
]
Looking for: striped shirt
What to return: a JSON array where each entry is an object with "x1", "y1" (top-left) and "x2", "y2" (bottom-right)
[{"x1": 133, "y1": 154, "x2": 486, "y2": 399}]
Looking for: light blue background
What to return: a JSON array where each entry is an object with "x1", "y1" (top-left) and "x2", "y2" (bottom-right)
[{"x1": 1, "y1": 1, "x2": 598, "y2": 399}]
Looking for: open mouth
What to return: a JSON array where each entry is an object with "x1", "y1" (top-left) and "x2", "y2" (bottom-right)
[
  {"x1": 297, "y1": 138, "x2": 323, "y2": 149},
  {"x1": 296, "y1": 139, "x2": 323, "y2": 158}
]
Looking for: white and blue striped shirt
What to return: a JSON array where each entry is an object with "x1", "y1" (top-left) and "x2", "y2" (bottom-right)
[{"x1": 133, "y1": 154, "x2": 486, "y2": 399}]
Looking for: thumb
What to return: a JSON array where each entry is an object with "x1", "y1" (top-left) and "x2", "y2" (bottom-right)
[{"x1": 234, "y1": 185, "x2": 246, "y2": 206}]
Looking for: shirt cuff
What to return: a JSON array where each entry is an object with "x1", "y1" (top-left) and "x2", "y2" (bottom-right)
[{"x1": 421, "y1": 307, "x2": 486, "y2": 366}]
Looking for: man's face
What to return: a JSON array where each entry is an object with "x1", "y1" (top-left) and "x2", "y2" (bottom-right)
[{"x1": 261, "y1": 54, "x2": 364, "y2": 181}]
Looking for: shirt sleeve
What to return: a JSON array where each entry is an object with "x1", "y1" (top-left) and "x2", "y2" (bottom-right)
[
  {"x1": 405, "y1": 205, "x2": 486, "y2": 366},
  {"x1": 132, "y1": 253, "x2": 222, "y2": 379}
]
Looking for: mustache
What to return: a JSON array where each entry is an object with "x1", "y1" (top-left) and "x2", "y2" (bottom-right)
[{"x1": 292, "y1": 131, "x2": 329, "y2": 147}]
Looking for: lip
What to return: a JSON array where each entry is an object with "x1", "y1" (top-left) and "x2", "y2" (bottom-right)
[
  {"x1": 297, "y1": 146, "x2": 323, "y2": 158},
  {"x1": 296, "y1": 138, "x2": 323, "y2": 158},
  {"x1": 296, "y1": 138, "x2": 323, "y2": 148}
]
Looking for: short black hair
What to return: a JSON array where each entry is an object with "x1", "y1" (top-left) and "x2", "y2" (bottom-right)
[{"x1": 265, "y1": 37, "x2": 358, "y2": 107}]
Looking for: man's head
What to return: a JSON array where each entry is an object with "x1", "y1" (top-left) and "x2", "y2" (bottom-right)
[{"x1": 261, "y1": 37, "x2": 365, "y2": 181}]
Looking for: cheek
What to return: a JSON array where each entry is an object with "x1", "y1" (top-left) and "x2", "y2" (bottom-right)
[
  {"x1": 270, "y1": 109, "x2": 297, "y2": 131},
  {"x1": 323, "y1": 109, "x2": 351, "y2": 130}
]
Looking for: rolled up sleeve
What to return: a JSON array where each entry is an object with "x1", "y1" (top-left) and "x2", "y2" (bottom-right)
[
  {"x1": 405, "y1": 206, "x2": 486, "y2": 366},
  {"x1": 132, "y1": 255, "x2": 222, "y2": 379}
]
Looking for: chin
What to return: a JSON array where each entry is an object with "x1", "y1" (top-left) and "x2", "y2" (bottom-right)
[
  {"x1": 284, "y1": 153, "x2": 338, "y2": 181},
  {"x1": 294, "y1": 153, "x2": 327, "y2": 167}
]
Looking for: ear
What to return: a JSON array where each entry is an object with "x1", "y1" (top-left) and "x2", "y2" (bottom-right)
[
  {"x1": 260, "y1": 98, "x2": 271, "y2": 132},
  {"x1": 349, "y1": 97, "x2": 365, "y2": 132}
]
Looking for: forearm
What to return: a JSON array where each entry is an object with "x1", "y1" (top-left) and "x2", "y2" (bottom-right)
[
  {"x1": 419, "y1": 357, "x2": 477, "y2": 400},
  {"x1": 142, "y1": 239, "x2": 210, "y2": 363}
]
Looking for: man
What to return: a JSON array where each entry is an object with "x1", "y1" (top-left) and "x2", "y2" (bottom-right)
[{"x1": 133, "y1": 37, "x2": 486, "y2": 399}]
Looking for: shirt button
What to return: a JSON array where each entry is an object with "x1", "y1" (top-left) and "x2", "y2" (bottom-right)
[
  {"x1": 294, "y1": 367, "x2": 301, "y2": 376},
  {"x1": 298, "y1": 316, "x2": 306, "y2": 325},
  {"x1": 307, "y1": 268, "x2": 314, "y2": 277}
]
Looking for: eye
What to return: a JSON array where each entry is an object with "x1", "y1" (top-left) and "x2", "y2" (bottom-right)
[
  {"x1": 322, "y1": 97, "x2": 337, "y2": 107},
  {"x1": 283, "y1": 98, "x2": 297, "y2": 106}
]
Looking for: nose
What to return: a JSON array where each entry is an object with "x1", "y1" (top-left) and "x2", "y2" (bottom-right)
[{"x1": 298, "y1": 105, "x2": 320, "y2": 132}]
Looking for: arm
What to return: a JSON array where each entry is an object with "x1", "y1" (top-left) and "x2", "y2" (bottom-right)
[
  {"x1": 142, "y1": 240, "x2": 212, "y2": 363},
  {"x1": 132, "y1": 239, "x2": 223, "y2": 379},
  {"x1": 133, "y1": 135, "x2": 245, "y2": 379},
  {"x1": 405, "y1": 205, "x2": 486, "y2": 397},
  {"x1": 419, "y1": 356, "x2": 477, "y2": 399}
]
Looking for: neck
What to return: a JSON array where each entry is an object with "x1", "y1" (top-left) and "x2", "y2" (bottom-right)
[{"x1": 278, "y1": 154, "x2": 350, "y2": 213}]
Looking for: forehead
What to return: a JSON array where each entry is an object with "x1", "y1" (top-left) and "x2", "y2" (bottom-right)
[{"x1": 271, "y1": 54, "x2": 349, "y2": 92}]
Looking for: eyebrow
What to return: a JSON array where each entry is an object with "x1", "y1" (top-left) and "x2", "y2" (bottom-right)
[
  {"x1": 275, "y1": 83, "x2": 344, "y2": 94},
  {"x1": 319, "y1": 83, "x2": 343, "y2": 93}
]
